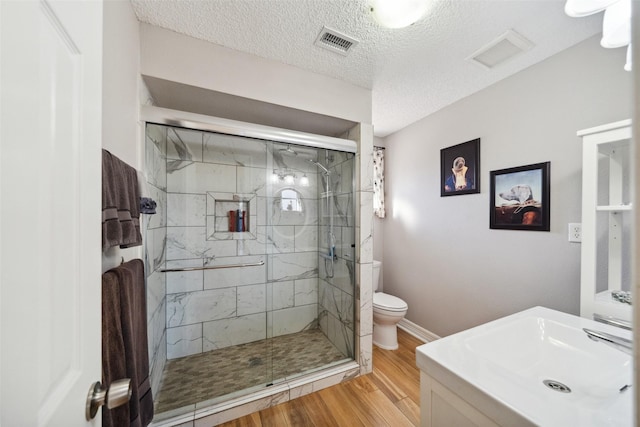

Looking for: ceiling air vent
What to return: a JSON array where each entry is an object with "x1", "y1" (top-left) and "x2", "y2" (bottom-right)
[
  {"x1": 467, "y1": 29, "x2": 534, "y2": 70},
  {"x1": 314, "y1": 26, "x2": 359, "y2": 56}
]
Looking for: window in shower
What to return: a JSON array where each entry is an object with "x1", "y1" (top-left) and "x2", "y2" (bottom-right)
[{"x1": 279, "y1": 189, "x2": 303, "y2": 212}]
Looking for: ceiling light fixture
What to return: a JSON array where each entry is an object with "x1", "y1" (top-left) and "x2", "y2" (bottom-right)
[
  {"x1": 284, "y1": 174, "x2": 295, "y2": 185},
  {"x1": 271, "y1": 169, "x2": 311, "y2": 187},
  {"x1": 565, "y1": 0, "x2": 631, "y2": 71},
  {"x1": 370, "y1": 0, "x2": 429, "y2": 29}
]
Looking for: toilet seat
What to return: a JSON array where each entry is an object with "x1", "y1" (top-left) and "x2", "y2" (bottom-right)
[{"x1": 373, "y1": 292, "x2": 408, "y2": 312}]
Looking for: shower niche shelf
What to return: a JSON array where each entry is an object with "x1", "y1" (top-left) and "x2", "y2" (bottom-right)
[{"x1": 207, "y1": 192, "x2": 257, "y2": 240}]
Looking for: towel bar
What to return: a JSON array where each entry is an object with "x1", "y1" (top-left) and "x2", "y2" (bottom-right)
[{"x1": 160, "y1": 260, "x2": 265, "y2": 273}]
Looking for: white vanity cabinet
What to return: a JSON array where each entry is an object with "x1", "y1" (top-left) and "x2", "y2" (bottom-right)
[{"x1": 578, "y1": 119, "x2": 632, "y2": 323}]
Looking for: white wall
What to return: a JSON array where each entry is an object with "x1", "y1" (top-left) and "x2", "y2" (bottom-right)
[
  {"x1": 101, "y1": 1, "x2": 170, "y2": 399},
  {"x1": 139, "y1": 23, "x2": 372, "y2": 125},
  {"x1": 101, "y1": 0, "x2": 143, "y2": 272},
  {"x1": 382, "y1": 36, "x2": 632, "y2": 337},
  {"x1": 102, "y1": 1, "x2": 141, "y2": 167}
]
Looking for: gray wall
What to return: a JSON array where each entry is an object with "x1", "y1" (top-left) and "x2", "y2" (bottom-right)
[{"x1": 382, "y1": 36, "x2": 632, "y2": 337}]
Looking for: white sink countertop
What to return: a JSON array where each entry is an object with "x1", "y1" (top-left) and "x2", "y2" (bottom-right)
[{"x1": 416, "y1": 306, "x2": 632, "y2": 427}]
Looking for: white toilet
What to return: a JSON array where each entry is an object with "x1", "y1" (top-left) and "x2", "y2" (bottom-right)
[{"x1": 372, "y1": 260, "x2": 408, "y2": 350}]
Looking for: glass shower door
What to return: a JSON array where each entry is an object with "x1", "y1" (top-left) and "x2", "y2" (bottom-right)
[
  {"x1": 264, "y1": 141, "x2": 322, "y2": 380},
  {"x1": 201, "y1": 132, "x2": 273, "y2": 394},
  {"x1": 148, "y1": 122, "x2": 356, "y2": 415},
  {"x1": 265, "y1": 142, "x2": 356, "y2": 383},
  {"x1": 317, "y1": 149, "x2": 356, "y2": 360}
]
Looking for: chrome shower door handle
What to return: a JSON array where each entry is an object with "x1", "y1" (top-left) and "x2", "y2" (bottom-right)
[{"x1": 85, "y1": 378, "x2": 132, "y2": 420}]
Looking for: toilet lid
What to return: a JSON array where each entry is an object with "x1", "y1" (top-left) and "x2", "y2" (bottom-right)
[{"x1": 373, "y1": 292, "x2": 408, "y2": 311}]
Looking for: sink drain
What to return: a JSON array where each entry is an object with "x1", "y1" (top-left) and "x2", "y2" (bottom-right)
[{"x1": 543, "y1": 379, "x2": 571, "y2": 393}]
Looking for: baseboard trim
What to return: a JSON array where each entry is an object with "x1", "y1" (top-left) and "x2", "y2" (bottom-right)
[{"x1": 398, "y1": 318, "x2": 441, "y2": 343}]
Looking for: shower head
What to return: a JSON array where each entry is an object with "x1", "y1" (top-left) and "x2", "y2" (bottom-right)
[
  {"x1": 309, "y1": 159, "x2": 331, "y2": 175},
  {"x1": 278, "y1": 145, "x2": 298, "y2": 156}
]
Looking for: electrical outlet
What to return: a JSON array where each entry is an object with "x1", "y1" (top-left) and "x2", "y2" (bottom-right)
[{"x1": 568, "y1": 223, "x2": 582, "y2": 243}]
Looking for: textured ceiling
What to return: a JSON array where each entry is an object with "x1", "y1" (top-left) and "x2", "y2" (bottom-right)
[{"x1": 131, "y1": 0, "x2": 602, "y2": 137}]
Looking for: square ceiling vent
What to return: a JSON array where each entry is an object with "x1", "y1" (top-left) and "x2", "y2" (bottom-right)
[
  {"x1": 467, "y1": 30, "x2": 534, "y2": 70},
  {"x1": 314, "y1": 26, "x2": 359, "y2": 56}
]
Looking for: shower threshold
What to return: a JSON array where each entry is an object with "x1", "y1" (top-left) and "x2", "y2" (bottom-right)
[{"x1": 153, "y1": 329, "x2": 354, "y2": 422}]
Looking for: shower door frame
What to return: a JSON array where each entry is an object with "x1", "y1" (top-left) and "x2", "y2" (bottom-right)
[
  {"x1": 142, "y1": 106, "x2": 357, "y2": 154},
  {"x1": 143, "y1": 105, "x2": 362, "y2": 410}
]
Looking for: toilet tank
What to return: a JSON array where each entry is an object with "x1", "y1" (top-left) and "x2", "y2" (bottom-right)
[{"x1": 373, "y1": 260, "x2": 381, "y2": 292}]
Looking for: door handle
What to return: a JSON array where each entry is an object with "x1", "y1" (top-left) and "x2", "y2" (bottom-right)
[{"x1": 85, "y1": 378, "x2": 132, "y2": 420}]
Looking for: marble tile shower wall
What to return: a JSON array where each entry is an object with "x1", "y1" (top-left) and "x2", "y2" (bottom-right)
[
  {"x1": 145, "y1": 124, "x2": 168, "y2": 398},
  {"x1": 317, "y1": 150, "x2": 355, "y2": 358},
  {"x1": 162, "y1": 126, "x2": 329, "y2": 360},
  {"x1": 342, "y1": 123, "x2": 374, "y2": 377}
]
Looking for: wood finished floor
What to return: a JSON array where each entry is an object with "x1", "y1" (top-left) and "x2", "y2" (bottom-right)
[{"x1": 218, "y1": 329, "x2": 424, "y2": 427}]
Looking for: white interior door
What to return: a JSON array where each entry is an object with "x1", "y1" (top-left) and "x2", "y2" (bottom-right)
[{"x1": 0, "y1": 1, "x2": 103, "y2": 426}]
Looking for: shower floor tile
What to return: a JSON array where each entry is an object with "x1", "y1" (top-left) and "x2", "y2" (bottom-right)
[{"x1": 154, "y1": 329, "x2": 348, "y2": 414}]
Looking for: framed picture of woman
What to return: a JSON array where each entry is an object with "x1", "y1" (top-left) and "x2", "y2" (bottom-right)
[{"x1": 440, "y1": 138, "x2": 480, "y2": 196}]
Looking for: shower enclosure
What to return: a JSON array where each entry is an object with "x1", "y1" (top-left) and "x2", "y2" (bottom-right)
[{"x1": 144, "y1": 120, "x2": 356, "y2": 416}]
